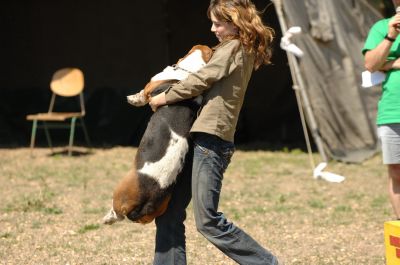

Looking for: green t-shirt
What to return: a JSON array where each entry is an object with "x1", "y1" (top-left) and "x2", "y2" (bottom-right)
[{"x1": 362, "y1": 18, "x2": 400, "y2": 125}]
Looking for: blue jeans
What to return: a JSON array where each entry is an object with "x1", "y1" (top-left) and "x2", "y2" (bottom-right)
[
  {"x1": 191, "y1": 133, "x2": 278, "y2": 265},
  {"x1": 153, "y1": 145, "x2": 193, "y2": 265},
  {"x1": 154, "y1": 133, "x2": 278, "y2": 265}
]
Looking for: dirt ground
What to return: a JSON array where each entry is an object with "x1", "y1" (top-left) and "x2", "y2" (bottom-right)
[{"x1": 0, "y1": 147, "x2": 391, "y2": 264}]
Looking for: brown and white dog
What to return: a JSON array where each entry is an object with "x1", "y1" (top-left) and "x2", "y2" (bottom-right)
[
  {"x1": 103, "y1": 45, "x2": 212, "y2": 225},
  {"x1": 126, "y1": 45, "x2": 213, "y2": 107}
]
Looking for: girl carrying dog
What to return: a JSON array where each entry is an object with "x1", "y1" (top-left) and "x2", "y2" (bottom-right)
[{"x1": 149, "y1": 0, "x2": 279, "y2": 264}]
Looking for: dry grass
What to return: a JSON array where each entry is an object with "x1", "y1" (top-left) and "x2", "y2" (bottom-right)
[{"x1": 0, "y1": 147, "x2": 390, "y2": 265}]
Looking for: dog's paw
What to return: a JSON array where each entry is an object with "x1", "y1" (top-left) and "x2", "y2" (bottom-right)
[
  {"x1": 103, "y1": 208, "x2": 124, "y2": 225},
  {"x1": 127, "y1": 90, "x2": 147, "y2": 107}
]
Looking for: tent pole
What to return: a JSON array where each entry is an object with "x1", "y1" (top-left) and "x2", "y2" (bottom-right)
[{"x1": 272, "y1": 0, "x2": 328, "y2": 164}]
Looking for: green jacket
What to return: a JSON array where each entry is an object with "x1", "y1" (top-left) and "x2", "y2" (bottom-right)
[{"x1": 164, "y1": 39, "x2": 255, "y2": 142}]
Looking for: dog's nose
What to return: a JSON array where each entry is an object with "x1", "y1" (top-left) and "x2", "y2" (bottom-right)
[{"x1": 103, "y1": 208, "x2": 124, "y2": 225}]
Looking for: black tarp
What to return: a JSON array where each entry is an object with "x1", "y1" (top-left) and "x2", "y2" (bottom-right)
[{"x1": 0, "y1": 0, "x2": 302, "y2": 148}]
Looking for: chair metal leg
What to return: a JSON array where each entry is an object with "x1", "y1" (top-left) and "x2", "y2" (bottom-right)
[
  {"x1": 43, "y1": 121, "x2": 54, "y2": 153},
  {"x1": 80, "y1": 118, "x2": 92, "y2": 150},
  {"x1": 29, "y1": 120, "x2": 38, "y2": 156},
  {"x1": 68, "y1": 117, "x2": 77, "y2": 156}
]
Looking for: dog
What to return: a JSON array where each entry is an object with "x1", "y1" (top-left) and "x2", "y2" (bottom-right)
[
  {"x1": 126, "y1": 44, "x2": 213, "y2": 107},
  {"x1": 103, "y1": 45, "x2": 212, "y2": 225},
  {"x1": 103, "y1": 84, "x2": 200, "y2": 224}
]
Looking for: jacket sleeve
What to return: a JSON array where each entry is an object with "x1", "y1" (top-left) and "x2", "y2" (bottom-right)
[{"x1": 164, "y1": 39, "x2": 241, "y2": 104}]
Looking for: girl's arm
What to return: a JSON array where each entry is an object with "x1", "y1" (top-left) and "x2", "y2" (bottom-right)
[{"x1": 149, "y1": 39, "x2": 241, "y2": 111}]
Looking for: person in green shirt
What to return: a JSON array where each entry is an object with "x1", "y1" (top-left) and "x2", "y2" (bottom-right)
[{"x1": 363, "y1": 0, "x2": 400, "y2": 219}]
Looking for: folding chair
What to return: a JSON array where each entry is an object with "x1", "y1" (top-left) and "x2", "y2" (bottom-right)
[{"x1": 26, "y1": 68, "x2": 91, "y2": 156}]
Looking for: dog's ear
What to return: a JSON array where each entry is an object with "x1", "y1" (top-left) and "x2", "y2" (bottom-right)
[
  {"x1": 112, "y1": 169, "x2": 141, "y2": 211},
  {"x1": 126, "y1": 207, "x2": 143, "y2": 222}
]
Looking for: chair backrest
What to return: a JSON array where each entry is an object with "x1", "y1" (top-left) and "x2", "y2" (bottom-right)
[
  {"x1": 48, "y1": 68, "x2": 85, "y2": 114},
  {"x1": 50, "y1": 68, "x2": 84, "y2": 97}
]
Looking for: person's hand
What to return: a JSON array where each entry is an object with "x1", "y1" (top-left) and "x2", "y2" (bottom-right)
[
  {"x1": 149, "y1": 92, "x2": 167, "y2": 112},
  {"x1": 388, "y1": 13, "x2": 400, "y2": 39}
]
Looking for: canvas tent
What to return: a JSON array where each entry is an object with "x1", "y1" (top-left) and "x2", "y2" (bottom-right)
[{"x1": 273, "y1": 0, "x2": 383, "y2": 163}]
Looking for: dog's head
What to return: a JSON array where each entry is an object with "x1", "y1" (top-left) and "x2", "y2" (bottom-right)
[
  {"x1": 103, "y1": 169, "x2": 171, "y2": 225},
  {"x1": 103, "y1": 169, "x2": 141, "y2": 225},
  {"x1": 126, "y1": 194, "x2": 171, "y2": 224}
]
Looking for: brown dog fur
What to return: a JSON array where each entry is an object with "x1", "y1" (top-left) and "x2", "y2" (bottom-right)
[{"x1": 111, "y1": 168, "x2": 171, "y2": 224}]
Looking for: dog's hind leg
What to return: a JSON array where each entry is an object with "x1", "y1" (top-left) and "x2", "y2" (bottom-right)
[{"x1": 127, "y1": 89, "x2": 147, "y2": 107}]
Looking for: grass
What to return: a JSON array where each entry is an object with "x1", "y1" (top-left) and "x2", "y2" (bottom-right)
[{"x1": 0, "y1": 147, "x2": 391, "y2": 264}]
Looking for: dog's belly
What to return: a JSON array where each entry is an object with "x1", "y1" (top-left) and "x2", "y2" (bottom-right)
[{"x1": 138, "y1": 129, "x2": 188, "y2": 189}]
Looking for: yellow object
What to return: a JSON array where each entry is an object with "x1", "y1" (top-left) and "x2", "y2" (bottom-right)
[{"x1": 384, "y1": 221, "x2": 400, "y2": 265}]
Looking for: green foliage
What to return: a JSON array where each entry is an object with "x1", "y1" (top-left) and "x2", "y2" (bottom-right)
[
  {"x1": 334, "y1": 205, "x2": 352, "y2": 213},
  {"x1": 371, "y1": 195, "x2": 387, "y2": 208},
  {"x1": 307, "y1": 199, "x2": 325, "y2": 209},
  {"x1": 78, "y1": 224, "x2": 100, "y2": 234},
  {"x1": 0, "y1": 233, "x2": 12, "y2": 239}
]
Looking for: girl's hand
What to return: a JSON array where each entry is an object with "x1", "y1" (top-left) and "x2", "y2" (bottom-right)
[{"x1": 149, "y1": 92, "x2": 167, "y2": 112}]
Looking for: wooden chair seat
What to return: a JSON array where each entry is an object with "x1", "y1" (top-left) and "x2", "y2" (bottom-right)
[{"x1": 26, "y1": 112, "x2": 83, "y2": 121}]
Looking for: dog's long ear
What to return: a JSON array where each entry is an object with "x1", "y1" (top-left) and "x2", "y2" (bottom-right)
[{"x1": 126, "y1": 207, "x2": 144, "y2": 222}]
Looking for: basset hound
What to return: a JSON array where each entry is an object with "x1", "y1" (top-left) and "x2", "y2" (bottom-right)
[{"x1": 103, "y1": 45, "x2": 212, "y2": 225}]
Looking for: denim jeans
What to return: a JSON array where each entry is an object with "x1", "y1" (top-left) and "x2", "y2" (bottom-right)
[
  {"x1": 153, "y1": 145, "x2": 193, "y2": 265},
  {"x1": 153, "y1": 133, "x2": 278, "y2": 265},
  {"x1": 191, "y1": 133, "x2": 278, "y2": 265}
]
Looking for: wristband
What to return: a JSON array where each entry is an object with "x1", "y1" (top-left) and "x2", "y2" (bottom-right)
[{"x1": 384, "y1": 34, "x2": 396, "y2": 42}]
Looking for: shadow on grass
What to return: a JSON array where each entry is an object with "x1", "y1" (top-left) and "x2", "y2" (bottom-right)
[
  {"x1": 47, "y1": 148, "x2": 93, "y2": 157},
  {"x1": 235, "y1": 140, "x2": 312, "y2": 153}
]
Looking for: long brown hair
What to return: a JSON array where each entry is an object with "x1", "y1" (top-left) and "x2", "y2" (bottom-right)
[{"x1": 207, "y1": 0, "x2": 275, "y2": 70}]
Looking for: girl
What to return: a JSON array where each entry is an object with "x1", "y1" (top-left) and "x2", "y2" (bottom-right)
[{"x1": 150, "y1": 0, "x2": 279, "y2": 264}]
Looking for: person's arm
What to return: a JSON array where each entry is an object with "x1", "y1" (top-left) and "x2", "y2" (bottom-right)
[
  {"x1": 364, "y1": 14, "x2": 400, "y2": 72},
  {"x1": 381, "y1": 58, "x2": 400, "y2": 71},
  {"x1": 149, "y1": 39, "x2": 241, "y2": 111},
  {"x1": 149, "y1": 92, "x2": 167, "y2": 112}
]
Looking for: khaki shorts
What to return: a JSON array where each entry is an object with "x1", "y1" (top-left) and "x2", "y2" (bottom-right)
[{"x1": 378, "y1": 124, "x2": 400, "y2": 165}]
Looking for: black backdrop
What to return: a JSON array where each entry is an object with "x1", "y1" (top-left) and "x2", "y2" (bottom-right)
[{"x1": 0, "y1": 0, "x2": 303, "y2": 148}]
